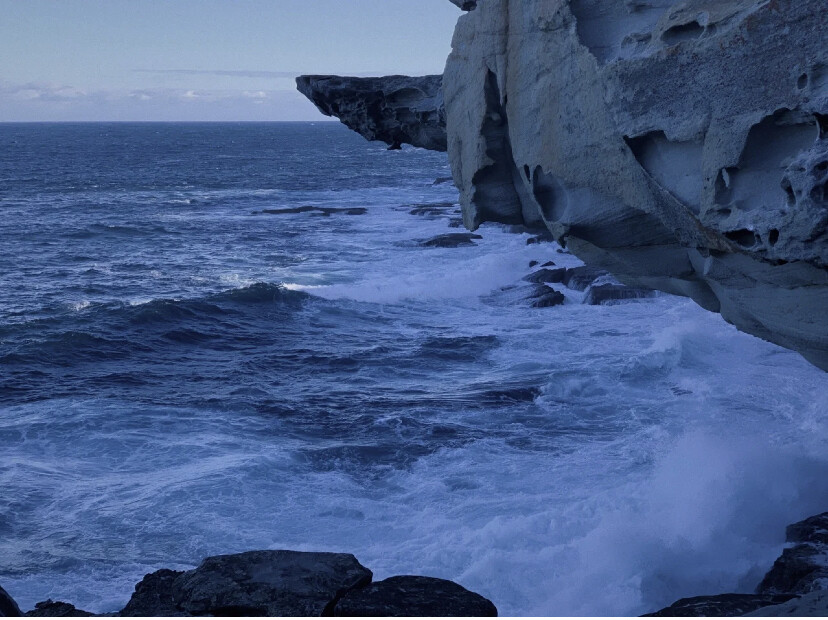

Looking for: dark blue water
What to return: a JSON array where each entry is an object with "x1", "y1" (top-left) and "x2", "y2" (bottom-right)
[{"x1": 1, "y1": 123, "x2": 826, "y2": 615}]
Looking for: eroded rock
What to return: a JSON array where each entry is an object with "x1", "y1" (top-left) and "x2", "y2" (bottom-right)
[
  {"x1": 331, "y1": 575, "x2": 497, "y2": 617},
  {"x1": 583, "y1": 284, "x2": 656, "y2": 305},
  {"x1": 443, "y1": 0, "x2": 828, "y2": 370},
  {"x1": 296, "y1": 75, "x2": 446, "y2": 151}
]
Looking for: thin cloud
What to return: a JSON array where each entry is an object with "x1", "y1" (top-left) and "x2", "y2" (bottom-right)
[{"x1": 135, "y1": 69, "x2": 385, "y2": 79}]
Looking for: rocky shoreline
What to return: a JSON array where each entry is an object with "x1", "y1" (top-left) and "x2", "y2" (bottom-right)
[
  {"x1": 297, "y1": 0, "x2": 828, "y2": 372},
  {"x1": 1, "y1": 513, "x2": 825, "y2": 617}
]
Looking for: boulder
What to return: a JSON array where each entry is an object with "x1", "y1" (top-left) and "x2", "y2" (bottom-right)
[
  {"x1": 120, "y1": 551, "x2": 372, "y2": 617},
  {"x1": 419, "y1": 233, "x2": 483, "y2": 248},
  {"x1": 643, "y1": 593, "x2": 797, "y2": 617},
  {"x1": 24, "y1": 601, "x2": 95, "y2": 617},
  {"x1": 330, "y1": 576, "x2": 497, "y2": 617},
  {"x1": 0, "y1": 586, "x2": 21, "y2": 617},
  {"x1": 583, "y1": 284, "x2": 656, "y2": 305},
  {"x1": 296, "y1": 75, "x2": 446, "y2": 151},
  {"x1": 758, "y1": 513, "x2": 828, "y2": 595}
]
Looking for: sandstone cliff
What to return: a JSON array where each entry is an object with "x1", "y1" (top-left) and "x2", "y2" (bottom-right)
[
  {"x1": 297, "y1": 0, "x2": 828, "y2": 370},
  {"x1": 296, "y1": 75, "x2": 446, "y2": 151}
]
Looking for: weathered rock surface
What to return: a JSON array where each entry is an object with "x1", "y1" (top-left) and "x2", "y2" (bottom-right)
[
  {"x1": 25, "y1": 601, "x2": 95, "y2": 617},
  {"x1": 296, "y1": 75, "x2": 446, "y2": 151},
  {"x1": 0, "y1": 586, "x2": 21, "y2": 617},
  {"x1": 642, "y1": 593, "x2": 797, "y2": 617},
  {"x1": 443, "y1": 0, "x2": 828, "y2": 370},
  {"x1": 523, "y1": 267, "x2": 566, "y2": 284},
  {"x1": 743, "y1": 590, "x2": 828, "y2": 617},
  {"x1": 331, "y1": 575, "x2": 497, "y2": 617},
  {"x1": 121, "y1": 551, "x2": 372, "y2": 617},
  {"x1": 758, "y1": 512, "x2": 828, "y2": 595}
]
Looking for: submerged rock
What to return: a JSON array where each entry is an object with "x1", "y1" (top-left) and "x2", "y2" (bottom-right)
[
  {"x1": 643, "y1": 593, "x2": 797, "y2": 617},
  {"x1": 121, "y1": 551, "x2": 372, "y2": 617},
  {"x1": 24, "y1": 601, "x2": 95, "y2": 617},
  {"x1": 331, "y1": 575, "x2": 497, "y2": 617},
  {"x1": 583, "y1": 284, "x2": 656, "y2": 305},
  {"x1": 562, "y1": 266, "x2": 609, "y2": 292},
  {"x1": 296, "y1": 75, "x2": 446, "y2": 151},
  {"x1": 259, "y1": 206, "x2": 366, "y2": 216},
  {"x1": 419, "y1": 233, "x2": 483, "y2": 248},
  {"x1": 0, "y1": 586, "x2": 21, "y2": 617}
]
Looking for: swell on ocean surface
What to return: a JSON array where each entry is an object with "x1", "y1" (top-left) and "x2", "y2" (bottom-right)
[{"x1": 0, "y1": 123, "x2": 826, "y2": 616}]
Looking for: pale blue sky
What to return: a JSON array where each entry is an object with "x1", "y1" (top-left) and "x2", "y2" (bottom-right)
[{"x1": 0, "y1": 0, "x2": 459, "y2": 121}]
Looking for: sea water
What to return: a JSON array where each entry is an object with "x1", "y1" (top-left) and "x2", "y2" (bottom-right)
[{"x1": 0, "y1": 122, "x2": 826, "y2": 616}]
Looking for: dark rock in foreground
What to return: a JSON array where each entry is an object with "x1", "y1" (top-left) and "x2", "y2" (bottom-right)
[
  {"x1": 419, "y1": 233, "x2": 482, "y2": 248},
  {"x1": 122, "y1": 551, "x2": 372, "y2": 617},
  {"x1": 584, "y1": 284, "x2": 656, "y2": 306},
  {"x1": 643, "y1": 593, "x2": 797, "y2": 617},
  {"x1": 331, "y1": 576, "x2": 497, "y2": 617},
  {"x1": 758, "y1": 512, "x2": 828, "y2": 595},
  {"x1": 296, "y1": 75, "x2": 446, "y2": 151},
  {"x1": 25, "y1": 601, "x2": 95, "y2": 617},
  {"x1": 0, "y1": 586, "x2": 21, "y2": 617}
]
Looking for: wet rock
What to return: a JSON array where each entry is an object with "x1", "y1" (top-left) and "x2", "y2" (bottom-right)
[
  {"x1": 408, "y1": 202, "x2": 456, "y2": 217},
  {"x1": 643, "y1": 593, "x2": 798, "y2": 617},
  {"x1": 583, "y1": 284, "x2": 656, "y2": 305},
  {"x1": 758, "y1": 512, "x2": 828, "y2": 595},
  {"x1": 296, "y1": 75, "x2": 446, "y2": 151},
  {"x1": 331, "y1": 576, "x2": 497, "y2": 617},
  {"x1": 525, "y1": 232, "x2": 554, "y2": 245},
  {"x1": 529, "y1": 285, "x2": 566, "y2": 308},
  {"x1": 523, "y1": 267, "x2": 567, "y2": 284},
  {"x1": 419, "y1": 233, "x2": 482, "y2": 248},
  {"x1": 25, "y1": 601, "x2": 95, "y2": 617},
  {"x1": 260, "y1": 206, "x2": 366, "y2": 217},
  {"x1": 120, "y1": 551, "x2": 372, "y2": 617},
  {"x1": 744, "y1": 590, "x2": 828, "y2": 617},
  {"x1": 529, "y1": 260, "x2": 539, "y2": 268},
  {"x1": 0, "y1": 586, "x2": 21, "y2": 617},
  {"x1": 120, "y1": 569, "x2": 186, "y2": 616},
  {"x1": 562, "y1": 266, "x2": 609, "y2": 292},
  {"x1": 433, "y1": 176, "x2": 454, "y2": 185}
]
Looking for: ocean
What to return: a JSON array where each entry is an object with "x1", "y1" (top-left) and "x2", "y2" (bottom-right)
[{"x1": 0, "y1": 122, "x2": 826, "y2": 616}]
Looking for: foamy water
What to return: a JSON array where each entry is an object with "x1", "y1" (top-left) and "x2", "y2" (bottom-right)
[{"x1": 0, "y1": 123, "x2": 825, "y2": 616}]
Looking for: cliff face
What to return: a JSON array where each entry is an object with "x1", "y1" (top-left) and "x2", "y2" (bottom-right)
[
  {"x1": 295, "y1": 0, "x2": 828, "y2": 370},
  {"x1": 445, "y1": 0, "x2": 828, "y2": 370},
  {"x1": 296, "y1": 75, "x2": 446, "y2": 151}
]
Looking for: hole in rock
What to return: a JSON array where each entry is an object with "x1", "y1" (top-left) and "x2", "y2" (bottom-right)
[
  {"x1": 768, "y1": 229, "x2": 780, "y2": 245},
  {"x1": 725, "y1": 229, "x2": 758, "y2": 247},
  {"x1": 662, "y1": 20, "x2": 704, "y2": 45},
  {"x1": 797, "y1": 73, "x2": 809, "y2": 90}
]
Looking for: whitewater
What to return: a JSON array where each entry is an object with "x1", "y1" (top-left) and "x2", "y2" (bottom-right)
[{"x1": 0, "y1": 122, "x2": 826, "y2": 616}]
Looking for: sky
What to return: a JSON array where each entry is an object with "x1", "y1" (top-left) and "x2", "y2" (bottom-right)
[{"x1": 0, "y1": 0, "x2": 459, "y2": 121}]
